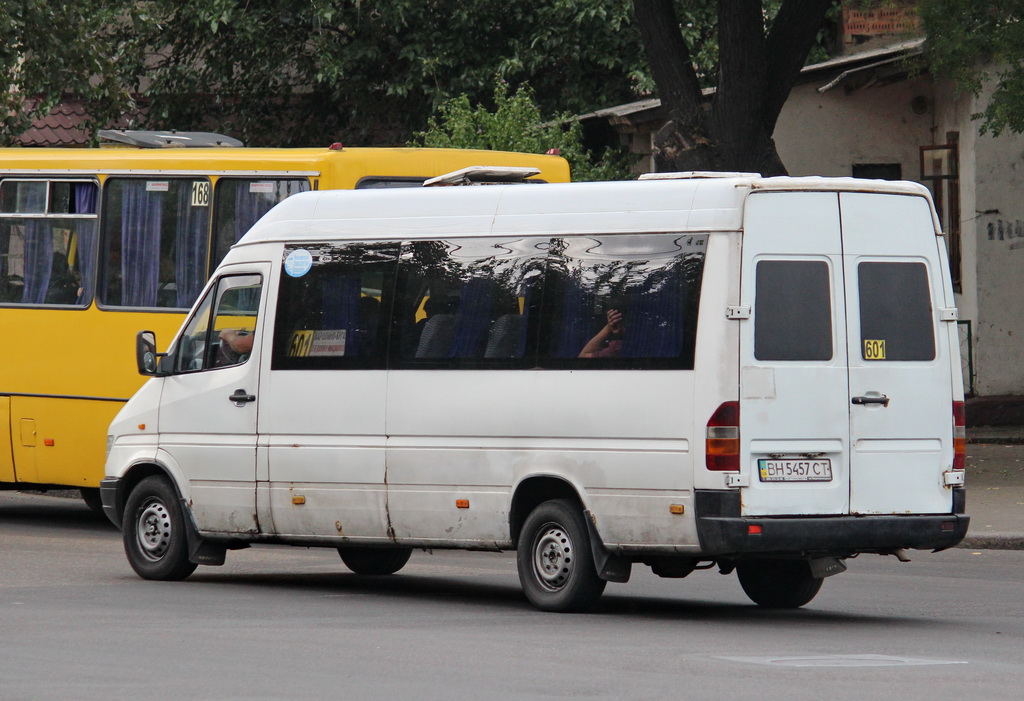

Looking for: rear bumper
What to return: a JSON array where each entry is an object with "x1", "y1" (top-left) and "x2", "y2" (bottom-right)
[{"x1": 695, "y1": 490, "x2": 970, "y2": 557}]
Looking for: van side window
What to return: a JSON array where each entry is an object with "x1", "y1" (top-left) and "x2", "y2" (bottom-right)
[
  {"x1": 272, "y1": 243, "x2": 398, "y2": 370},
  {"x1": 858, "y1": 261, "x2": 935, "y2": 361},
  {"x1": 539, "y1": 234, "x2": 706, "y2": 369},
  {"x1": 754, "y1": 259, "x2": 833, "y2": 361},
  {"x1": 174, "y1": 274, "x2": 263, "y2": 372},
  {"x1": 393, "y1": 238, "x2": 548, "y2": 367}
]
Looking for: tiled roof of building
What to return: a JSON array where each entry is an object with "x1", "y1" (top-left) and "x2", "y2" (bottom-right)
[{"x1": 17, "y1": 98, "x2": 142, "y2": 147}]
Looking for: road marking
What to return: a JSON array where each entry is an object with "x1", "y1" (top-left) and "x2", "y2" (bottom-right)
[{"x1": 714, "y1": 654, "x2": 968, "y2": 667}]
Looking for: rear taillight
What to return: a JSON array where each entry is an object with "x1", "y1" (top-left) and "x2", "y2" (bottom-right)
[
  {"x1": 953, "y1": 401, "x2": 966, "y2": 470},
  {"x1": 707, "y1": 401, "x2": 740, "y2": 471}
]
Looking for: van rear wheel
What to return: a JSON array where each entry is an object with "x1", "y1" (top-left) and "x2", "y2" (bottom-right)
[
  {"x1": 122, "y1": 476, "x2": 197, "y2": 581},
  {"x1": 736, "y1": 559, "x2": 822, "y2": 608},
  {"x1": 337, "y1": 547, "x2": 412, "y2": 575},
  {"x1": 517, "y1": 499, "x2": 606, "y2": 612}
]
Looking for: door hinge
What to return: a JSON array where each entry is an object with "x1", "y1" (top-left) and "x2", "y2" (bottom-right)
[
  {"x1": 726, "y1": 305, "x2": 751, "y2": 320},
  {"x1": 725, "y1": 474, "x2": 749, "y2": 487},
  {"x1": 943, "y1": 470, "x2": 965, "y2": 486},
  {"x1": 939, "y1": 307, "x2": 958, "y2": 322}
]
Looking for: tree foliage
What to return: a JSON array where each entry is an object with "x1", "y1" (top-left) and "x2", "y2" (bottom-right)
[
  {"x1": 0, "y1": 1, "x2": 136, "y2": 145},
  {"x1": 5, "y1": 0, "x2": 838, "y2": 174},
  {"x1": 919, "y1": 0, "x2": 1024, "y2": 136},
  {"x1": 413, "y1": 82, "x2": 633, "y2": 181},
  {"x1": 112, "y1": 0, "x2": 649, "y2": 147}
]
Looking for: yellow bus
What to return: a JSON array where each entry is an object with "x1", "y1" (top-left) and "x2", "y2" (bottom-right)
[{"x1": 0, "y1": 139, "x2": 569, "y2": 511}]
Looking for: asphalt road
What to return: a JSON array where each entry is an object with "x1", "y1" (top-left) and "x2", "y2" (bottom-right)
[{"x1": 2, "y1": 491, "x2": 1022, "y2": 700}]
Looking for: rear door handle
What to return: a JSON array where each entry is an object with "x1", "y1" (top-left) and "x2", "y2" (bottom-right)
[
  {"x1": 852, "y1": 395, "x2": 890, "y2": 407},
  {"x1": 229, "y1": 388, "x2": 256, "y2": 406}
]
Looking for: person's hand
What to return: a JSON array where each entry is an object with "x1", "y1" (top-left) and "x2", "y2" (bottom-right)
[
  {"x1": 220, "y1": 329, "x2": 254, "y2": 354},
  {"x1": 606, "y1": 309, "x2": 623, "y2": 335}
]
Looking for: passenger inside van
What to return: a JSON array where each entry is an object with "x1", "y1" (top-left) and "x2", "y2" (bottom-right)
[
  {"x1": 215, "y1": 328, "x2": 253, "y2": 366},
  {"x1": 578, "y1": 308, "x2": 624, "y2": 358}
]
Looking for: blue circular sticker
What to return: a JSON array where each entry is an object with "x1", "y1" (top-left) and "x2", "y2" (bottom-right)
[{"x1": 284, "y1": 249, "x2": 313, "y2": 277}]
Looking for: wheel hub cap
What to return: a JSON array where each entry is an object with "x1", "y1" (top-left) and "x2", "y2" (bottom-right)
[
  {"x1": 136, "y1": 499, "x2": 171, "y2": 562},
  {"x1": 533, "y1": 524, "x2": 574, "y2": 590}
]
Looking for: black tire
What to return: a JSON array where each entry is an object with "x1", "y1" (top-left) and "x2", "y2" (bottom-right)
[
  {"x1": 338, "y1": 547, "x2": 413, "y2": 575},
  {"x1": 736, "y1": 559, "x2": 823, "y2": 609},
  {"x1": 517, "y1": 499, "x2": 607, "y2": 612},
  {"x1": 122, "y1": 476, "x2": 197, "y2": 581},
  {"x1": 79, "y1": 487, "x2": 105, "y2": 517}
]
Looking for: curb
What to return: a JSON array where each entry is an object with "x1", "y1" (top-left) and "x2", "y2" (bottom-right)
[
  {"x1": 958, "y1": 534, "x2": 1024, "y2": 550},
  {"x1": 967, "y1": 436, "x2": 1024, "y2": 445}
]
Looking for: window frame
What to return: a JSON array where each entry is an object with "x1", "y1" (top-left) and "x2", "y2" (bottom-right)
[
  {"x1": 0, "y1": 177, "x2": 100, "y2": 308},
  {"x1": 272, "y1": 242, "x2": 399, "y2": 371},
  {"x1": 856, "y1": 260, "x2": 936, "y2": 363},
  {"x1": 270, "y1": 233, "x2": 707, "y2": 372},
  {"x1": 97, "y1": 176, "x2": 213, "y2": 311},
  {"x1": 388, "y1": 236, "x2": 551, "y2": 371},
  {"x1": 171, "y1": 272, "x2": 264, "y2": 374},
  {"x1": 210, "y1": 176, "x2": 312, "y2": 270},
  {"x1": 535, "y1": 234, "x2": 706, "y2": 371},
  {"x1": 753, "y1": 258, "x2": 835, "y2": 363}
]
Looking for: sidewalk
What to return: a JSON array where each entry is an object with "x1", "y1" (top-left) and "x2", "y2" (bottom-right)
[{"x1": 963, "y1": 427, "x2": 1024, "y2": 549}]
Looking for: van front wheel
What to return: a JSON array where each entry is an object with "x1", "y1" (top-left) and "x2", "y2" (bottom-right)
[
  {"x1": 122, "y1": 476, "x2": 197, "y2": 581},
  {"x1": 736, "y1": 559, "x2": 822, "y2": 608},
  {"x1": 337, "y1": 547, "x2": 412, "y2": 575},
  {"x1": 517, "y1": 499, "x2": 606, "y2": 612}
]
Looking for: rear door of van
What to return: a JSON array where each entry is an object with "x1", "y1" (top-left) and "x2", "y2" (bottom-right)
[
  {"x1": 840, "y1": 192, "x2": 956, "y2": 514},
  {"x1": 739, "y1": 188, "x2": 956, "y2": 517}
]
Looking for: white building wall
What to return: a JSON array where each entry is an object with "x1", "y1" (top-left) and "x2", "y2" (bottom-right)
[
  {"x1": 953, "y1": 79, "x2": 1024, "y2": 395},
  {"x1": 775, "y1": 76, "x2": 1013, "y2": 396},
  {"x1": 775, "y1": 78, "x2": 933, "y2": 179}
]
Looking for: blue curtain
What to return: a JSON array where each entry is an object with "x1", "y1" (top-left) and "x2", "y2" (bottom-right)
[
  {"x1": 233, "y1": 183, "x2": 276, "y2": 243},
  {"x1": 21, "y1": 185, "x2": 50, "y2": 304},
  {"x1": 450, "y1": 278, "x2": 495, "y2": 358},
  {"x1": 552, "y1": 276, "x2": 593, "y2": 358},
  {"x1": 322, "y1": 275, "x2": 361, "y2": 355},
  {"x1": 620, "y1": 272, "x2": 684, "y2": 358},
  {"x1": 121, "y1": 182, "x2": 162, "y2": 307},
  {"x1": 174, "y1": 185, "x2": 208, "y2": 307},
  {"x1": 73, "y1": 183, "x2": 98, "y2": 304}
]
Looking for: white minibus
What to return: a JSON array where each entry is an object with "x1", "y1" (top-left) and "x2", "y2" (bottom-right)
[{"x1": 101, "y1": 173, "x2": 969, "y2": 612}]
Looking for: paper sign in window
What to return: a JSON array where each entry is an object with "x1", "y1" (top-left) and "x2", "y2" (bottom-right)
[{"x1": 287, "y1": 329, "x2": 346, "y2": 357}]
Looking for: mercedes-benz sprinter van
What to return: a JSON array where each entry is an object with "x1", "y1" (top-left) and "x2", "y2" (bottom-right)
[{"x1": 101, "y1": 173, "x2": 969, "y2": 612}]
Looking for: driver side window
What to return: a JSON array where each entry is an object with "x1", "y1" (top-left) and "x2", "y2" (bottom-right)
[{"x1": 174, "y1": 273, "x2": 263, "y2": 372}]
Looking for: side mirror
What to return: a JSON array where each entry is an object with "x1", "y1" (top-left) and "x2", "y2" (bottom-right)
[{"x1": 135, "y1": 330, "x2": 167, "y2": 376}]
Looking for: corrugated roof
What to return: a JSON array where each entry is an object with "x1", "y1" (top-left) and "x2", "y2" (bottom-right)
[{"x1": 577, "y1": 39, "x2": 927, "y2": 125}]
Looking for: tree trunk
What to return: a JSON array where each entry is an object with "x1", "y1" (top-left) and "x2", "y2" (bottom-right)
[
  {"x1": 634, "y1": 0, "x2": 833, "y2": 176},
  {"x1": 633, "y1": 0, "x2": 717, "y2": 172},
  {"x1": 711, "y1": 0, "x2": 772, "y2": 173}
]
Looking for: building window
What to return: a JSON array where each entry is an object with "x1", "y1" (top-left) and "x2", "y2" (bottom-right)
[{"x1": 852, "y1": 163, "x2": 902, "y2": 180}]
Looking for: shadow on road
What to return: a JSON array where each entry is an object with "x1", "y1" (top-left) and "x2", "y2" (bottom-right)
[
  {"x1": 181, "y1": 567, "x2": 926, "y2": 627},
  {"x1": 0, "y1": 492, "x2": 113, "y2": 532}
]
